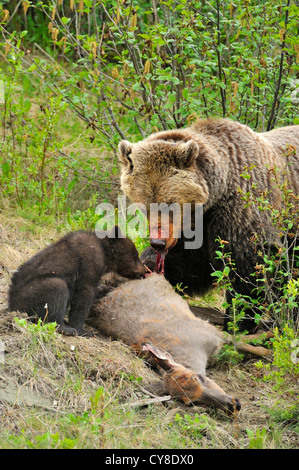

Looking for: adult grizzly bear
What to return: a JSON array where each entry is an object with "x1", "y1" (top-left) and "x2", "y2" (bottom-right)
[{"x1": 118, "y1": 118, "x2": 299, "y2": 332}]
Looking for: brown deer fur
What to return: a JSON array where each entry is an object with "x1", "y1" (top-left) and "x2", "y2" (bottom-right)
[{"x1": 90, "y1": 274, "x2": 241, "y2": 411}]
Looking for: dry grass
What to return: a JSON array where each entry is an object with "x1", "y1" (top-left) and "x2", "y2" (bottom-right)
[{"x1": 0, "y1": 212, "x2": 298, "y2": 449}]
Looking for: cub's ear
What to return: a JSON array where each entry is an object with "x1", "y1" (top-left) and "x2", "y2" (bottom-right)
[
  {"x1": 118, "y1": 140, "x2": 133, "y2": 165},
  {"x1": 177, "y1": 140, "x2": 199, "y2": 168}
]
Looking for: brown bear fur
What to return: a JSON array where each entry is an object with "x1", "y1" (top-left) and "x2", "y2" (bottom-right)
[
  {"x1": 8, "y1": 228, "x2": 146, "y2": 335},
  {"x1": 118, "y1": 118, "x2": 299, "y2": 332}
]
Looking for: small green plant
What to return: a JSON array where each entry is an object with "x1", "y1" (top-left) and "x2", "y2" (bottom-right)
[
  {"x1": 211, "y1": 239, "x2": 255, "y2": 341},
  {"x1": 174, "y1": 282, "x2": 190, "y2": 299},
  {"x1": 8, "y1": 431, "x2": 78, "y2": 450},
  {"x1": 255, "y1": 325, "x2": 299, "y2": 388},
  {"x1": 170, "y1": 413, "x2": 211, "y2": 442},
  {"x1": 246, "y1": 427, "x2": 268, "y2": 449},
  {"x1": 217, "y1": 343, "x2": 244, "y2": 366},
  {"x1": 14, "y1": 317, "x2": 58, "y2": 342},
  {"x1": 13, "y1": 317, "x2": 64, "y2": 363},
  {"x1": 119, "y1": 372, "x2": 143, "y2": 384},
  {"x1": 212, "y1": 167, "x2": 299, "y2": 335},
  {"x1": 89, "y1": 386, "x2": 105, "y2": 414},
  {"x1": 65, "y1": 193, "x2": 102, "y2": 231},
  {"x1": 89, "y1": 386, "x2": 106, "y2": 448},
  {"x1": 265, "y1": 403, "x2": 299, "y2": 433}
]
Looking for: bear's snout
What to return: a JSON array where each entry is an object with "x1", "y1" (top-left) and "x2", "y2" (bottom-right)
[
  {"x1": 150, "y1": 238, "x2": 167, "y2": 251},
  {"x1": 149, "y1": 222, "x2": 178, "y2": 252},
  {"x1": 150, "y1": 237, "x2": 178, "y2": 252}
]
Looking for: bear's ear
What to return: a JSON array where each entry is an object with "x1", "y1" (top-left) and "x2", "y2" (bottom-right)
[
  {"x1": 118, "y1": 140, "x2": 133, "y2": 165},
  {"x1": 177, "y1": 140, "x2": 199, "y2": 168}
]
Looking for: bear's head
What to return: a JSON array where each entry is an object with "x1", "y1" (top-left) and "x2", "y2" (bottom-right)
[{"x1": 118, "y1": 136, "x2": 209, "y2": 252}]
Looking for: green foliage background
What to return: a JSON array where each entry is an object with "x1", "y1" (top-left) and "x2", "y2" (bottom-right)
[{"x1": 0, "y1": 0, "x2": 299, "y2": 219}]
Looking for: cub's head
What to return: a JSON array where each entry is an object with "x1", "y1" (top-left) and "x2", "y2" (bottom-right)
[
  {"x1": 118, "y1": 135, "x2": 209, "y2": 251},
  {"x1": 101, "y1": 226, "x2": 146, "y2": 279}
]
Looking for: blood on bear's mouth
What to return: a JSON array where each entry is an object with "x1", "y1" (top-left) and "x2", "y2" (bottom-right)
[
  {"x1": 154, "y1": 250, "x2": 168, "y2": 275},
  {"x1": 149, "y1": 225, "x2": 178, "y2": 275}
]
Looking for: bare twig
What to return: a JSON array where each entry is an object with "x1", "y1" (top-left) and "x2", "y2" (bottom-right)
[{"x1": 266, "y1": 0, "x2": 291, "y2": 131}]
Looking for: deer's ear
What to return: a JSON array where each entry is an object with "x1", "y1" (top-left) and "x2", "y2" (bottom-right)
[
  {"x1": 118, "y1": 140, "x2": 133, "y2": 165},
  {"x1": 141, "y1": 343, "x2": 176, "y2": 371}
]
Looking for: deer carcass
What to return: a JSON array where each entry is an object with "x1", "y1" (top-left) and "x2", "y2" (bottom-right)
[{"x1": 89, "y1": 274, "x2": 241, "y2": 412}]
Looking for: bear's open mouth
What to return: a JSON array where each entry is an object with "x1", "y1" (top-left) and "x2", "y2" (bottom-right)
[
  {"x1": 149, "y1": 224, "x2": 178, "y2": 274},
  {"x1": 154, "y1": 250, "x2": 168, "y2": 274},
  {"x1": 149, "y1": 237, "x2": 177, "y2": 274}
]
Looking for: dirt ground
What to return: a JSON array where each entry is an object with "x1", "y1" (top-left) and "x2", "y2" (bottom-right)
[{"x1": 0, "y1": 214, "x2": 298, "y2": 449}]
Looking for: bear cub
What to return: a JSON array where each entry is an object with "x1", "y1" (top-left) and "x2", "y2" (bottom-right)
[{"x1": 8, "y1": 227, "x2": 146, "y2": 336}]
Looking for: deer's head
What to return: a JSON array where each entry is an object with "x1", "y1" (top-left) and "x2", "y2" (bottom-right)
[{"x1": 142, "y1": 343, "x2": 241, "y2": 413}]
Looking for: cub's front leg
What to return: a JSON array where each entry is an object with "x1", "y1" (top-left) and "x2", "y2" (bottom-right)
[{"x1": 68, "y1": 283, "x2": 97, "y2": 336}]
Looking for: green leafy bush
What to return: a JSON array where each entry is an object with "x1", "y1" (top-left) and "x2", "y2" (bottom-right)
[
  {"x1": 255, "y1": 325, "x2": 299, "y2": 387},
  {"x1": 212, "y1": 166, "x2": 298, "y2": 334},
  {"x1": 0, "y1": 1, "x2": 298, "y2": 219}
]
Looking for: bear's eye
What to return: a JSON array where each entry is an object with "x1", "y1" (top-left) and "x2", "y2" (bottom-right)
[{"x1": 127, "y1": 155, "x2": 134, "y2": 173}]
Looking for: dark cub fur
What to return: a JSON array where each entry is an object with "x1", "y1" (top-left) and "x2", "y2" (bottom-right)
[{"x1": 8, "y1": 227, "x2": 146, "y2": 335}]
